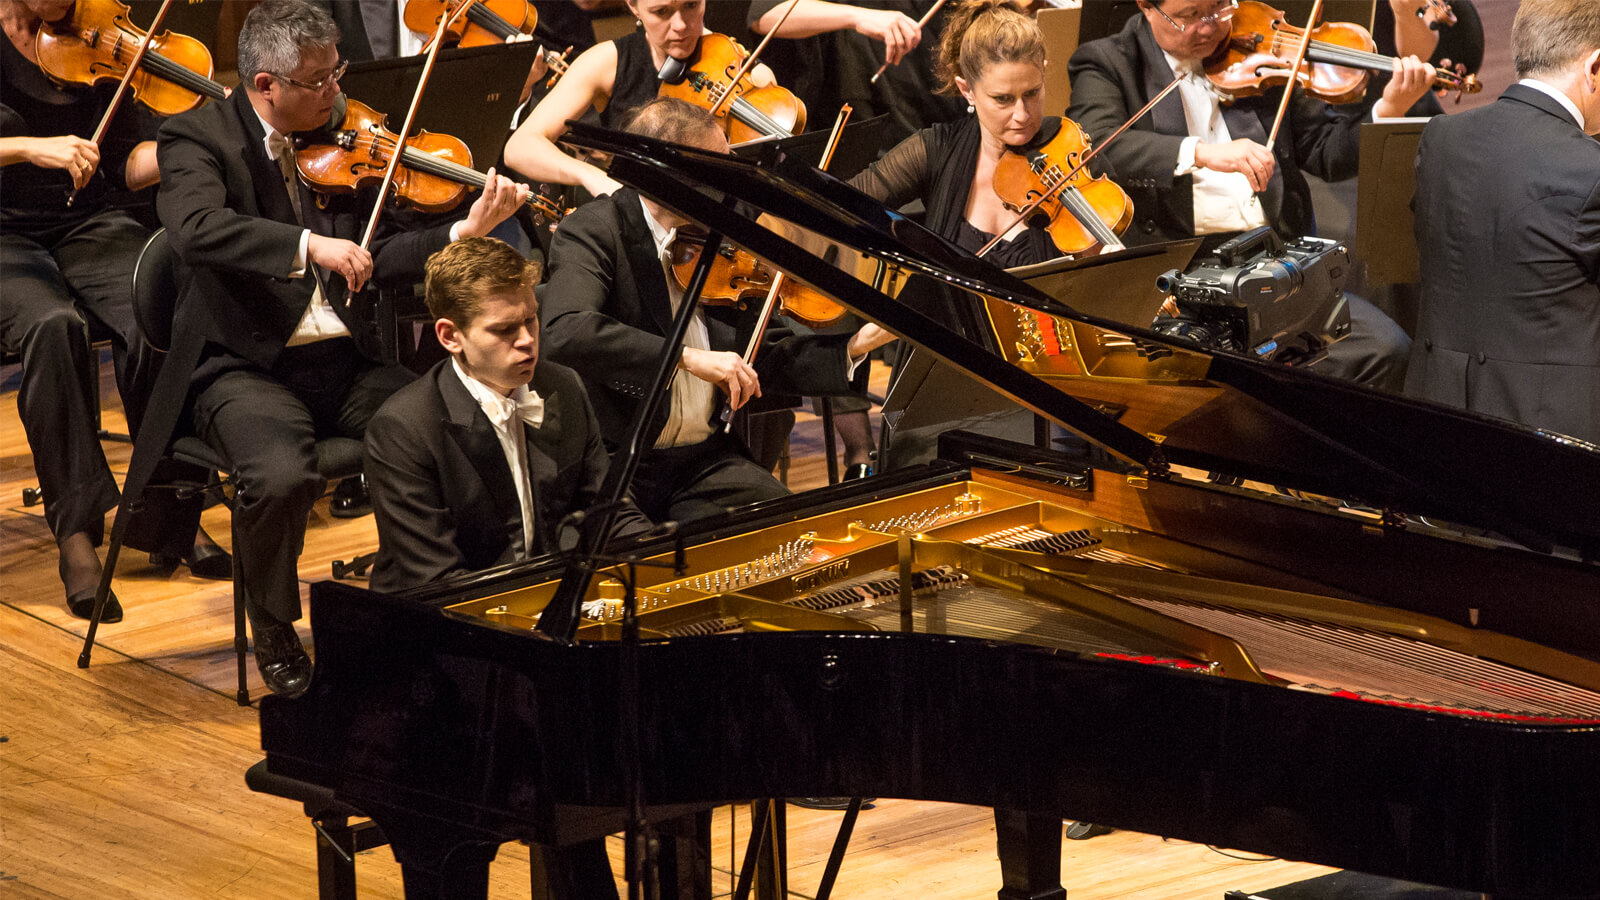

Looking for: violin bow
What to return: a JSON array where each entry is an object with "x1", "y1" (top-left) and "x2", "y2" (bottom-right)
[
  {"x1": 723, "y1": 103, "x2": 853, "y2": 433},
  {"x1": 1264, "y1": 0, "x2": 1324, "y2": 153},
  {"x1": 870, "y1": 0, "x2": 948, "y2": 84},
  {"x1": 67, "y1": 0, "x2": 176, "y2": 206},
  {"x1": 976, "y1": 75, "x2": 1183, "y2": 259},
  {"x1": 358, "y1": 0, "x2": 482, "y2": 250},
  {"x1": 707, "y1": 0, "x2": 801, "y2": 120}
]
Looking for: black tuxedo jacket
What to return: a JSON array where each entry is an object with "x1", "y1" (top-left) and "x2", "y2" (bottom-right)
[
  {"x1": 1066, "y1": 13, "x2": 1372, "y2": 244},
  {"x1": 364, "y1": 358, "x2": 652, "y2": 593},
  {"x1": 1406, "y1": 84, "x2": 1600, "y2": 444},
  {"x1": 538, "y1": 187, "x2": 865, "y2": 450},
  {"x1": 156, "y1": 89, "x2": 455, "y2": 369}
]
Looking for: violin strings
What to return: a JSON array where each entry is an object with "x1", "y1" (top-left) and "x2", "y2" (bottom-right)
[
  {"x1": 108, "y1": 25, "x2": 226, "y2": 100},
  {"x1": 691, "y1": 73, "x2": 794, "y2": 138}
]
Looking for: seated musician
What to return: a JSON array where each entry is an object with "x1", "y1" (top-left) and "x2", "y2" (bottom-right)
[
  {"x1": 1065, "y1": 0, "x2": 1437, "y2": 392},
  {"x1": 155, "y1": 0, "x2": 527, "y2": 696},
  {"x1": 502, "y1": 0, "x2": 782, "y2": 196},
  {"x1": 364, "y1": 236, "x2": 652, "y2": 593},
  {"x1": 0, "y1": 0, "x2": 228, "y2": 621},
  {"x1": 1405, "y1": 0, "x2": 1600, "y2": 444},
  {"x1": 539, "y1": 96, "x2": 873, "y2": 524}
]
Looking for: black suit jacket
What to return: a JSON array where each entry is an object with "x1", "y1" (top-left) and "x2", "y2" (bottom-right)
[
  {"x1": 1066, "y1": 13, "x2": 1372, "y2": 244},
  {"x1": 365, "y1": 358, "x2": 652, "y2": 593},
  {"x1": 1406, "y1": 84, "x2": 1600, "y2": 444},
  {"x1": 156, "y1": 89, "x2": 455, "y2": 369},
  {"x1": 538, "y1": 187, "x2": 864, "y2": 449}
]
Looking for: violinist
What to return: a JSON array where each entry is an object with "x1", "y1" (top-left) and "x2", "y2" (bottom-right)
[
  {"x1": 502, "y1": 0, "x2": 780, "y2": 196},
  {"x1": 539, "y1": 97, "x2": 874, "y2": 524},
  {"x1": 0, "y1": 0, "x2": 228, "y2": 622},
  {"x1": 1405, "y1": 0, "x2": 1600, "y2": 444},
  {"x1": 155, "y1": 0, "x2": 526, "y2": 697},
  {"x1": 1065, "y1": 0, "x2": 1434, "y2": 392}
]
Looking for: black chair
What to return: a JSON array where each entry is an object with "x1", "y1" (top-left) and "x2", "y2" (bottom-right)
[{"x1": 78, "y1": 228, "x2": 368, "y2": 706}]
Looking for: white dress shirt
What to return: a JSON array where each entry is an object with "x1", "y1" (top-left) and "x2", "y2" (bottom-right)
[
  {"x1": 1164, "y1": 52, "x2": 1269, "y2": 235},
  {"x1": 256, "y1": 108, "x2": 352, "y2": 346},
  {"x1": 451, "y1": 357, "x2": 544, "y2": 557},
  {"x1": 641, "y1": 199, "x2": 719, "y2": 449}
]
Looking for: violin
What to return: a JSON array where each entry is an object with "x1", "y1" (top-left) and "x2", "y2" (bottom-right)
[
  {"x1": 992, "y1": 119, "x2": 1131, "y2": 257},
  {"x1": 403, "y1": 0, "x2": 573, "y2": 88},
  {"x1": 35, "y1": 0, "x2": 228, "y2": 116},
  {"x1": 668, "y1": 231, "x2": 845, "y2": 328},
  {"x1": 657, "y1": 33, "x2": 806, "y2": 143},
  {"x1": 1204, "y1": 0, "x2": 1480, "y2": 105},
  {"x1": 295, "y1": 97, "x2": 566, "y2": 224},
  {"x1": 1417, "y1": 0, "x2": 1457, "y2": 32}
]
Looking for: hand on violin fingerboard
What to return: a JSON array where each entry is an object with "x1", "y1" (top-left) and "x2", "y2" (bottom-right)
[
  {"x1": 1373, "y1": 55, "x2": 1438, "y2": 118},
  {"x1": 456, "y1": 168, "x2": 530, "y2": 239}
]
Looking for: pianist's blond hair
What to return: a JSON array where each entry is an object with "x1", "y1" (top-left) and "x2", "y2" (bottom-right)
[
  {"x1": 935, "y1": 0, "x2": 1045, "y2": 96},
  {"x1": 424, "y1": 237, "x2": 540, "y2": 329},
  {"x1": 1512, "y1": 0, "x2": 1600, "y2": 78}
]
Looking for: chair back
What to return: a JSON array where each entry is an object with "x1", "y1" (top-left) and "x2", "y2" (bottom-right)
[{"x1": 132, "y1": 227, "x2": 180, "y2": 353}]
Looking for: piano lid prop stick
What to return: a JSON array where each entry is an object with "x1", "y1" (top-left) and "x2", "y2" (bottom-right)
[
  {"x1": 976, "y1": 75, "x2": 1182, "y2": 259},
  {"x1": 359, "y1": 0, "x2": 481, "y2": 250},
  {"x1": 870, "y1": 0, "x2": 949, "y2": 84},
  {"x1": 707, "y1": 0, "x2": 800, "y2": 120}
]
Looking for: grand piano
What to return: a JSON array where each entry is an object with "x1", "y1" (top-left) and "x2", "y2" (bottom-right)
[{"x1": 260, "y1": 125, "x2": 1600, "y2": 900}]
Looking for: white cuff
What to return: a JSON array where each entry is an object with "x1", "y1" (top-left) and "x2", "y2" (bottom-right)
[
  {"x1": 846, "y1": 352, "x2": 867, "y2": 380},
  {"x1": 450, "y1": 220, "x2": 465, "y2": 242},
  {"x1": 1175, "y1": 136, "x2": 1200, "y2": 176},
  {"x1": 290, "y1": 228, "x2": 310, "y2": 278}
]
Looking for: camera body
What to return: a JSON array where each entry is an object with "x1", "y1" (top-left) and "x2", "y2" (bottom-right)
[{"x1": 1152, "y1": 227, "x2": 1351, "y2": 365}]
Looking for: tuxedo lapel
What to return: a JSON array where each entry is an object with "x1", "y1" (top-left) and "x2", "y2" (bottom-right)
[
  {"x1": 1134, "y1": 20, "x2": 1187, "y2": 141},
  {"x1": 437, "y1": 367, "x2": 526, "y2": 547},
  {"x1": 232, "y1": 95, "x2": 299, "y2": 227},
  {"x1": 616, "y1": 190, "x2": 676, "y2": 336}
]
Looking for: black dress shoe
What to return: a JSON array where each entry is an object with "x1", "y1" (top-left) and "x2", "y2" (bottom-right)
[
  {"x1": 252, "y1": 617, "x2": 312, "y2": 697},
  {"x1": 150, "y1": 543, "x2": 233, "y2": 581},
  {"x1": 66, "y1": 588, "x2": 122, "y2": 623},
  {"x1": 330, "y1": 474, "x2": 372, "y2": 519},
  {"x1": 842, "y1": 463, "x2": 873, "y2": 481}
]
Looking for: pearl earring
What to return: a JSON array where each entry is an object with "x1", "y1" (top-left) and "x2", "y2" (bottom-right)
[{"x1": 967, "y1": 103, "x2": 975, "y2": 113}]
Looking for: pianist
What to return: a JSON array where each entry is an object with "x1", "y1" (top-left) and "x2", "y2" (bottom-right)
[{"x1": 363, "y1": 236, "x2": 652, "y2": 594}]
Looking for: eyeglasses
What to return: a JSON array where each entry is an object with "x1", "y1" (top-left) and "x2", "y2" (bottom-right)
[
  {"x1": 273, "y1": 59, "x2": 348, "y2": 94},
  {"x1": 1152, "y1": 0, "x2": 1236, "y2": 33}
]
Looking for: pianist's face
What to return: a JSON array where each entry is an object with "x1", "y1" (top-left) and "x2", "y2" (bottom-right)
[
  {"x1": 438, "y1": 288, "x2": 541, "y2": 397},
  {"x1": 957, "y1": 60, "x2": 1045, "y2": 149}
]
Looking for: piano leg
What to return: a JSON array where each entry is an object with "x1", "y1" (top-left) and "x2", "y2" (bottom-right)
[
  {"x1": 530, "y1": 837, "x2": 620, "y2": 900},
  {"x1": 655, "y1": 810, "x2": 714, "y2": 900},
  {"x1": 993, "y1": 809, "x2": 1066, "y2": 900}
]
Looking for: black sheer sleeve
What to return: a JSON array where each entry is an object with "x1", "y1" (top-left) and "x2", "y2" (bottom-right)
[{"x1": 847, "y1": 130, "x2": 931, "y2": 209}]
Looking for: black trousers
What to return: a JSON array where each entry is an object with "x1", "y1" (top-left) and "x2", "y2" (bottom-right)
[
  {"x1": 192, "y1": 339, "x2": 412, "y2": 624},
  {"x1": 0, "y1": 210, "x2": 155, "y2": 542},
  {"x1": 628, "y1": 432, "x2": 789, "y2": 526}
]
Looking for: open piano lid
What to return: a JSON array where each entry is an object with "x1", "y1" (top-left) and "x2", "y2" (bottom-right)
[{"x1": 563, "y1": 123, "x2": 1600, "y2": 558}]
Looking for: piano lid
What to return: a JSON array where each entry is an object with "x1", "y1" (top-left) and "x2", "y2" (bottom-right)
[{"x1": 562, "y1": 123, "x2": 1600, "y2": 557}]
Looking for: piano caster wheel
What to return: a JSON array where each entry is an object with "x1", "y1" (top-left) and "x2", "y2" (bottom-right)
[
  {"x1": 1064, "y1": 821, "x2": 1111, "y2": 840},
  {"x1": 22, "y1": 486, "x2": 43, "y2": 506}
]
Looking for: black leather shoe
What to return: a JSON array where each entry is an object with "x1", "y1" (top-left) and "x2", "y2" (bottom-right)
[
  {"x1": 150, "y1": 543, "x2": 233, "y2": 581},
  {"x1": 252, "y1": 617, "x2": 312, "y2": 698},
  {"x1": 330, "y1": 475, "x2": 372, "y2": 519},
  {"x1": 66, "y1": 588, "x2": 122, "y2": 623},
  {"x1": 842, "y1": 463, "x2": 872, "y2": 481}
]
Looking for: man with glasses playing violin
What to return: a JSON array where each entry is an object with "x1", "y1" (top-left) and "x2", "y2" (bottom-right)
[
  {"x1": 1066, "y1": 0, "x2": 1436, "y2": 392},
  {"x1": 155, "y1": 0, "x2": 527, "y2": 697}
]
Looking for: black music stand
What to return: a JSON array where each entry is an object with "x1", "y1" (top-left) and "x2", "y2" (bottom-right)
[
  {"x1": 730, "y1": 115, "x2": 893, "y2": 181},
  {"x1": 1355, "y1": 118, "x2": 1430, "y2": 286},
  {"x1": 338, "y1": 42, "x2": 540, "y2": 166}
]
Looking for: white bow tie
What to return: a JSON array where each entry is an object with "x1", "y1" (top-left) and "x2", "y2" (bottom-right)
[{"x1": 484, "y1": 390, "x2": 545, "y2": 430}]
